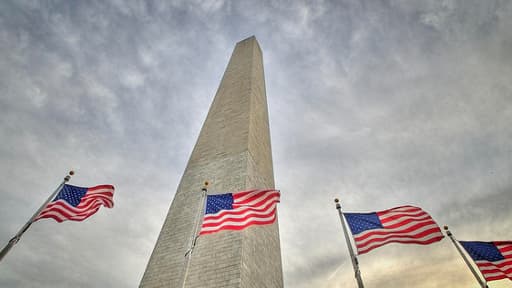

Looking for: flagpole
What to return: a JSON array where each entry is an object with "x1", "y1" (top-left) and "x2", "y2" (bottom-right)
[
  {"x1": 0, "y1": 170, "x2": 74, "y2": 262},
  {"x1": 181, "y1": 181, "x2": 209, "y2": 288},
  {"x1": 335, "y1": 198, "x2": 365, "y2": 288},
  {"x1": 444, "y1": 226, "x2": 489, "y2": 288}
]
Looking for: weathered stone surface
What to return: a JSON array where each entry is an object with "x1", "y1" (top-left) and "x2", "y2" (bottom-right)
[{"x1": 140, "y1": 36, "x2": 283, "y2": 288}]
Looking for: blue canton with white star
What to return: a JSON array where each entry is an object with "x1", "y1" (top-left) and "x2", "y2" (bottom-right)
[
  {"x1": 205, "y1": 193, "x2": 233, "y2": 215},
  {"x1": 344, "y1": 212, "x2": 383, "y2": 235},
  {"x1": 459, "y1": 241, "x2": 504, "y2": 262},
  {"x1": 52, "y1": 184, "x2": 88, "y2": 207}
]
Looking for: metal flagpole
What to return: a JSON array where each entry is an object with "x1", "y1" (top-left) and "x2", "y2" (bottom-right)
[
  {"x1": 334, "y1": 198, "x2": 365, "y2": 288},
  {"x1": 0, "y1": 170, "x2": 74, "y2": 262},
  {"x1": 181, "y1": 181, "x2": 209, "y2": 288},
  {"x1": 444, "y1": 226, "x2": 489, "y2": 288}
]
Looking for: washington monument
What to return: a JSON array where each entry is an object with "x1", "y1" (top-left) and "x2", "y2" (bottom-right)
[{"x1": 140, "y1": 36, "x2": 284, "y2": 287}]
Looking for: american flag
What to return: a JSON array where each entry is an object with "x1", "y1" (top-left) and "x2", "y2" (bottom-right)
[
  {"x1": 35, "y1": 184, "x2": 115, "y2": 223},
  {"x1": 344, "y1": 205, "x2": 443, "y2": 255},
  {"x1": 459, "y1": 241, "x2": 512, "y2": 282},
  {"x1": 199, "y1": 189, "x2": 280, "y2": 235}
]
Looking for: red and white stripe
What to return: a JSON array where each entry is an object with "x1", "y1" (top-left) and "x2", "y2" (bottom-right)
[
  {"x1": 199, "y1": 189, "x2": 280, "y2": 235},
  {"x1": 36, "y1": 185, "x2": 115, "y2": 223},
  {"x1": 476, "y1": 242, "x2": 512, "y2": 282},
  {"x1": 354, "y1": 206, "x2": 444, "y2": 255}
]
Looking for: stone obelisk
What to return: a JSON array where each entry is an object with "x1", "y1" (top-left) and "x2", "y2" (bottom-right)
[{"x1": 140, "y1": 36, "x2": 283, "y2": 288}]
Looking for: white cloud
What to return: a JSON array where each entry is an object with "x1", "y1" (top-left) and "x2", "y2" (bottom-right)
[{"x1": 120, "y1": 69, "x2": 146, "y2": 89}]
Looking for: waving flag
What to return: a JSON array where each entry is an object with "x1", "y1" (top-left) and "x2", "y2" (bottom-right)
[
  {"x1": 35, "y1": 184, "x2": 115, "y2": 222},
  {"x1": 344, "y1": 205, "x2": 443, "y2": 255},
  {"x1": 199, "y1": 189, "x2": 280, "y2": 235},
  {"x1": 459, "y1": 241, "x2": 512, "y2": 282}
]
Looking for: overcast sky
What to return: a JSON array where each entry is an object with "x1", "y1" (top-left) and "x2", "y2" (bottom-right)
[{"x1": 1, "y1": 0, "x2": 511, "y2": 287}]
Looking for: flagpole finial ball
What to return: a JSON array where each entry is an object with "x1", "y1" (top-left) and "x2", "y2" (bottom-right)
[
  {"x1": 201, "y1": 181, "x2": 209, "y2": 192},
  {"x1": 443, "y1": 225, "x2": 449, "y2": 230},
  {"x1": 334, "y1": 198, "x2": 339, "y2": 203},
  {"x1": 69, "y1": 170, "x2": 75, "y2": 176}
]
